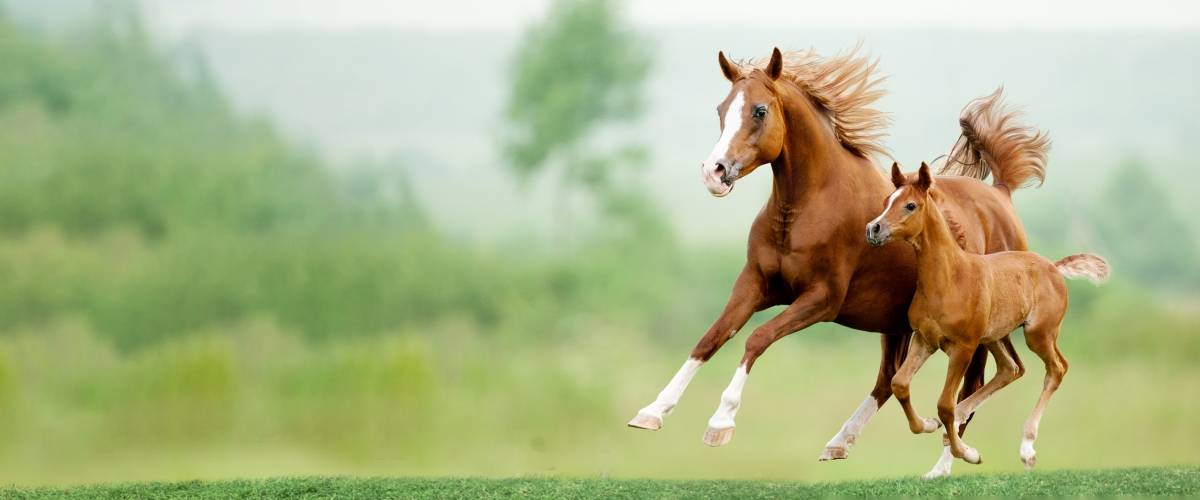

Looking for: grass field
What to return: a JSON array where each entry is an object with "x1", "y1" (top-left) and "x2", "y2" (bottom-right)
[{"x1": 4, "y1": 467, "x2": 1196, "y2": 498}]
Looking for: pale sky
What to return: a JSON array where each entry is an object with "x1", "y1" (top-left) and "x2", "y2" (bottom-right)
[{"x1": 144, "y1": 0, "x2": 1200, "y2": 34}]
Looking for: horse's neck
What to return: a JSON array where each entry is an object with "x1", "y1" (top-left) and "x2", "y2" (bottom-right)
[
  {"x1": 912, "y1": 203, "x2": 969, "y2": 290},
  {"x1": 768, "y1": 85, "x2": 880, "y2": 214}
]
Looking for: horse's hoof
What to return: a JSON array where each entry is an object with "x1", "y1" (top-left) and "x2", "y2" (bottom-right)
[
  {"x1": 961, "y1": 446, "x2": 982, "y2": 465},
  {"x1": 703, "y1": 426, "x2": 735, "y2": 447},
  {"x1": 1021, "y1": 450, "x2": 1037, "y2": 470},
  {"x1": 818, "y1": 445, "x2": 848, "y2": 461},
  {"x1": 627, "y1": 413, "x2": 663, "y2": 431},
  {"x1": 921, "y1": 417, "x2": 942, "y2": 433}
]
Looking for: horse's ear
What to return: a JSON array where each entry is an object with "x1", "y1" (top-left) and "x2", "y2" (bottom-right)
[
  {"x1": 718, "y1": 51, "x2": 741, "y2": 82},
  {"x1": 916, "y1": 162, "x2": 934, "y2": 191},
  {"x1": 890, "y1": 162, "x2": 905, "y2": 188},
  {"x1": 765, "y1": 47, "x2": 784, "y2": 80}
]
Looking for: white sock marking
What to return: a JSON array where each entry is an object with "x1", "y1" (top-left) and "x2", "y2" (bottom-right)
[
  {"x1": 636, "y1": 358, "x2": 702, "y2": 419},
  {"x1": 708, "y1": 364, "x2": 748, "y2": 429},
  {"x1": 826, "y1": 395, "x2": 879, "y2": 449},
  {"x1": 923, "y1": 445, "x2": 955, "y2": 479},
  {"x1": 1020, "y1": 437, "x2": 1036, "y2": 461}
]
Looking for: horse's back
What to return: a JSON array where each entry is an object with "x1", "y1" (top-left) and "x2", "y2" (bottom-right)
[{"x1": 934, "y1": 176, "x2": 1028, "y2": 253}]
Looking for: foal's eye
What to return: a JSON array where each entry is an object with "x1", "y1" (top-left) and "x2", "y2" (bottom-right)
[
  {"x1": 752, "y1": 105, "x2": 767, "y2": 119},
  {"x1": 904, "y1": 202, "x2": 917, "y2": 211}
]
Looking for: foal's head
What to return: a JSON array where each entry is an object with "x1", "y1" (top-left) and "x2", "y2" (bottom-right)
[
  {"x1": 699, "y1": 48, "x2": 788, "y2": 197},
  {"x1": 866, "y1": 162, "x2": 937, "y2": 247}
]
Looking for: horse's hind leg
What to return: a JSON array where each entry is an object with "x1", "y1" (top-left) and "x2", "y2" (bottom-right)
[
  {"x1": 819, "y1": 331, "x2": 910, "y2": 461},
  {"x1": 628, "y1": 270, "x2": 763, "y2": 431},
  {"x1": 1020, "y1": 325, "x2": 1068, "y2": 470}
]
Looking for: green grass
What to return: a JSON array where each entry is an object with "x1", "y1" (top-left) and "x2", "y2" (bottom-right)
[{"x1": 5, "y1": 467, "x2": 1196, "y2": 498}]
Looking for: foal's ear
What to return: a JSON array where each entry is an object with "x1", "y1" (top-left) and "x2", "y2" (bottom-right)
[
  {"x1": 718, "y1": 51, "x2": 741, "y2": 82},
  {"x1": 765, "y1": 47, "x2": 784, "y2": 80},
  {"x1": 890, "y1": 162, "x2": 905, "y2": 188},
  {"x1": 916, "y1": 162, "x2": 934, "y2": 191}
]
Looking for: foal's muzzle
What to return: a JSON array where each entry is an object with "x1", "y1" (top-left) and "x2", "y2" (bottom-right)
[{"x1": 866, "y1": 221, "x2": 889, "y2": 247}]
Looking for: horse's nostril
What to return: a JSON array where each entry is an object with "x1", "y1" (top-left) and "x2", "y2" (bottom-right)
[{"x1": 870, "y1": 223, "x2": 881, "y2": 235}]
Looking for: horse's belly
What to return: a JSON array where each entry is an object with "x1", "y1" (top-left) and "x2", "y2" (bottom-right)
[{"x1": 836, "y1": 275, "x2": 915, "y2": 334}]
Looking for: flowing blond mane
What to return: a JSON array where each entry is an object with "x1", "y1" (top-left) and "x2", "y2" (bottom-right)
[{"x1": 736, "y1": 45, "x2": 891, "y2": 159}]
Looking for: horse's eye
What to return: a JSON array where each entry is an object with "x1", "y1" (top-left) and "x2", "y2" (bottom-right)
[
  {"x1": 752, "y1": 105, "x2": 767, "y2": 118},
  {"x1": 904, "y1": 202, "x2": 917, "y2": 211}
]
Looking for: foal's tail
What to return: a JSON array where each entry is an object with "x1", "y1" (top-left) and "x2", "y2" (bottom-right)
[
  {"x1": 1054, "y1": 253, "x2": 1110, "y2": 285},
  {"x1": 939, "y1": 87, "x2": 1051, "y2": 195}
]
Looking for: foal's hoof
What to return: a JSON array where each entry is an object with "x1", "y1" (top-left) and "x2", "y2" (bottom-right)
[
  {"x1": 818, "y1": 445, "x2": 848, "y2": 461},
  {"x1": 1020, "y1": 440, "x2": 1037, "y2": 469},
  {"x1": 703, "y1": 426, "x2": 735, "y2": 447},
  {"x1": 920, "y1": 417, "x2": 943, "y2": 433},
  {"x1": 961, "y1": 446, "x2": 982, "y2": 465},
  {"x1": 627, "y1": 413, "x2": 663, "y2": 431},
  {"x1": 1021, "y1": 449, "x2": 1038, "y2": 470}
]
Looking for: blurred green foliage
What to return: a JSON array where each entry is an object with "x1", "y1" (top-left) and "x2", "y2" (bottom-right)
[
  {"x1": 504, "y1": 0, "x2": 650, "y2": 186},
  {"x1": 1088, "y1": 160, "x2": 1199, "y2": 290}
]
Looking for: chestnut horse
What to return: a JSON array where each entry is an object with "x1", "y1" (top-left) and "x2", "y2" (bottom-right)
[
  {"x1": 868, "y1": 162, "x2": 1108, "y2": 475},
  {"x1": 627, "y1": 47, "x2": 1050, "y2": 477}
]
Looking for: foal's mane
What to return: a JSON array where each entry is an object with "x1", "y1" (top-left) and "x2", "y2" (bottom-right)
[
  {"x1": 736, "y1": 45, "x2": 890, "y2": 159},
  {"x1": 941, "y1": 209, "x2": 969, "y2": 250}
]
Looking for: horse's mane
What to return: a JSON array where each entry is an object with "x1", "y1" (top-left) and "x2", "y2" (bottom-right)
[{"x1": 737, "y1": 44, "x2": 890, "y2": 160}]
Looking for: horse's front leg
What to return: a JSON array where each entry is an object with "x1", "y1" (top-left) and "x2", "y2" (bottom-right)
[
  {"x1": 819, "y1": 331, "x2": 910, "y2": 461},
  {"x1": 703, "y1": 284, "x2": 837, "y2": 446},
  {"x1": 627, "y1": 269, "x2": 764, "y2": 431}
]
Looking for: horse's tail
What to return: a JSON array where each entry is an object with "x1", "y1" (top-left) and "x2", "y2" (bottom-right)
[
  {"x1": 939, "y1": 87, "x2": 1050, "y2": 195},
  {"x1": 1054, "y1": 253, "x2": 1110, "y2": 285}
]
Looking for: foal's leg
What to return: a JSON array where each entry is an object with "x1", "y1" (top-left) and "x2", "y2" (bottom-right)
[
  {"x1": 628, "y1": 270, "x2": 764, "y2": 430},
  {"x1": 955, "y1": 338, "x2": 1025, "y2": 420},
  {"x1": 703, "y1": 286, "x2": 835, "y2": 446},
  {"x1": 938, "y1": 343, "x2": 983, "y2": 465},
  {"x1": 1020, "y1": 325, "x2": 1068, "y2": 470},
  {"x1": 889, "y1": 333, "x2": 942, "y2": 435},
  {"x1": 924, "y1": 339, "x2": 1023, "y2": 479},
  {"x1": 819, "y1": 332, "x2": 910, "y2": 461}
]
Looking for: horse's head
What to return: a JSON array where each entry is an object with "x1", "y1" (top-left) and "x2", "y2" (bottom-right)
[
  {"x1": 867, "y1": 162, "x2": 936, "y2": 247},
  {"x1": 700, "y1": 48, "x2": 788, "y2": 197}
]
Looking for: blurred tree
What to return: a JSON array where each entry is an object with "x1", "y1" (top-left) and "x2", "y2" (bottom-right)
[
  {"x1": 1090, "y1": 160, "x2": 1199, "y2": 290},
  {"x1": 503, "y1": 0, "x2": 659, "y2": 240}
]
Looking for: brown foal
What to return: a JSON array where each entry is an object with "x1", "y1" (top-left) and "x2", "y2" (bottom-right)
[{"x1": 867, "y1": 162, "x2": 1108, "y2": 474}]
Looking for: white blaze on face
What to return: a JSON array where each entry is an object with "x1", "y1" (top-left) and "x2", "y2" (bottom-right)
[
  {"x1": 869, "y1": 187, "x2": 906, "y2": 228},
  {"x1": 701, "y1": 91, "x2": 748, "y2": 195},
  {"x1": 707, "y1": 91, "x2": 746, "y2": 167}
]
